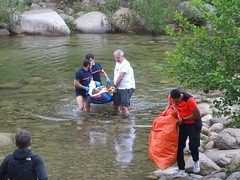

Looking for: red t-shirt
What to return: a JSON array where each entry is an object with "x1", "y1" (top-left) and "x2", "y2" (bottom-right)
[{"x1": 168, "y1": 93, "x2": 198, "y2": 124}]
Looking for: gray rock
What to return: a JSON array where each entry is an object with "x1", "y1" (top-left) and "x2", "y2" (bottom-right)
[
  {"x1": 214, "y1": 128, "x2": 240, "y2": 150},
  {"x1": 14, "y1": 9, "x2": 70, "y2": 36},
  {"x1": 226, "y1": 172, "x2": 240, "y2": 180},
  {"x1": 75, "y1": 11, "x2": 110, "y2": 33}
]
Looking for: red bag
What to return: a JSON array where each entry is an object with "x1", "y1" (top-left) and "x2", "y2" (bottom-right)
[{"x1": 148, "y1": 107, "x2": 179, "y2": 170}]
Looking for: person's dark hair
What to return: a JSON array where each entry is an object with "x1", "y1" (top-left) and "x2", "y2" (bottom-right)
[
  {"x1": 15, "y1": 130, "x2": 31, "y2": 149},
  {"x1": 85, "y1": 53, "x2": 94, "y2": 60},
  {"x1": 82, "y1": 59, "x2": 91, "y2": 67},
  {"x1": 170, "y1": 89, "x2": 181, "y2": 99}
]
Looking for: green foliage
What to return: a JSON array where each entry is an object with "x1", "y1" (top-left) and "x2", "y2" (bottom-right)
[
  {"x1": 131, "y1": 0, "x2": 181, "y2": 34},
  {"x1": 0, "y1": 0, "x2": 14, "y2": 26},
  {"x1": 72, "y1": 2, "x2": 81, "y2": 12},
  {"x1": 98, "y1": 0, "x2": 121, "y2": 18},
  {"x1": 165, "y1": 0, "x2": 240, "y2": 123},
  {"x1": 0, "y1": 0, "x2": 30, "y2": 28},
  {"x1": 64, "y1": 18, "x2": 75, "y2": 33}
]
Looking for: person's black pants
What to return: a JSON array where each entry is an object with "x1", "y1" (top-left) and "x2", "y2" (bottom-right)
[{"x1": 177, "y1": 120, "x2": 202, "y2": 170}]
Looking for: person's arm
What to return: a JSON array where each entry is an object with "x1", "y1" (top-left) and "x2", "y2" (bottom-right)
[
  {"x1": 0, "y1": 156, "x2": 10, "y2": 180},
  {"x1": 35, "y1": 156, "x2": 48, "y2": 180},
  {"x1": 101, "y1": 69, "x2": 111, "y2": 84},
  {"x1": 101, "y1": 69, "x2": 108, "y2": 78},
  {"x1": 74, "y1": 79, "x2": 86, "y2": 89},
  {"x1": 182, "y1": 107, "x2": 201, "y2": 121},
  {"x1": 114, "y1": 72, "x2": 126, "y2": 88}
]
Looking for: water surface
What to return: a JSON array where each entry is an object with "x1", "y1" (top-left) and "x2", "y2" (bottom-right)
[{"x1": 0, "y1": 34, "x2": 176, "y2": 179}]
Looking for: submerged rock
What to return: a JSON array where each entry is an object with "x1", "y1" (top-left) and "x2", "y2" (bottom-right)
[{"x1": 0, "y1": 82, "x2": 22, "y2": 89}]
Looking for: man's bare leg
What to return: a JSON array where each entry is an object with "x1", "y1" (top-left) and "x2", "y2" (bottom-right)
[
  {"x1": 121, "y1": 106, "x2": 129, "y2": 116},
  {"x1": 76, "y1": 96, "x2": 84, "y2": 112}
]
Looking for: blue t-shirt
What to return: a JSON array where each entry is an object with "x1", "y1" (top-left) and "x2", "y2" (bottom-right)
[
  {"x1": 75, "y1": 68, "x2": 92, "y2": 97},
  {"x1": 91, "y1": 62, "x2": 102, "y2": 83}
]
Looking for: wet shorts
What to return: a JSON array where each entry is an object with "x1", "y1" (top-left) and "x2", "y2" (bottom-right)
[
  {"x1": 75, "y1": 89, "x2": 87, "y2": 97},
  {"x1": 113, "y1": 88, "x2": 135, "y2": 106}
]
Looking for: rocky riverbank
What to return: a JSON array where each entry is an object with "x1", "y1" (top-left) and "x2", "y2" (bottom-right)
[
  {"x1": 150, "y1": 90, "x2": 240, "y2": 180},
  {"x1": 0, "y1": 0, "x2": 213, "y2": 36}
]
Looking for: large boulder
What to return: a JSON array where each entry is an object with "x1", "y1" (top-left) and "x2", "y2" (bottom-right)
[
  {"x1": 185, "y1": 153, "x2": 221, "y2": 176},
  {"x1": 13, "y1": 9, "x2": 70, "y2": 36},
  {"x1": 75, "y1": 11, "x2": 110, "y2": 34},
  {"x1": 214, "y1": 128, "x2": 240, "y2": 150},
  {"x1": 112, "y1": 7, "x2": 144, "y2": 33},
  {"x1": 178, "y1": 1, "x2": 214, "y2": 20},
  {"x1": 205, "y1": 149, "x2": 240, "y2": 167},
  {"x1": 0, "y1": 28, "x2": 10, "y2": 36}
]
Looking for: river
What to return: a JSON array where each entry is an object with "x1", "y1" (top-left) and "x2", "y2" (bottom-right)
[{"x1": 0, "y1": 33, "x2": 177, "y2": 179}]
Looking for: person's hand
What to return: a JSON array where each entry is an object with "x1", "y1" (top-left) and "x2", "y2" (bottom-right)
[
  {"x1": 84, "y1": 86, "x2": 89, "y2": 92},
  {"x1": 179, "y1": 118, "x2": 184, "y2": 125},
  {"x1": 95, "y1": 81, "x2": 101, "y2": 87},
  {"x1": 106, "y1": 77, "x2": 111, "y2": 84}
]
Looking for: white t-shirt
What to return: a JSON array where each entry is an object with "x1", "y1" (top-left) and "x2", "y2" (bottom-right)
[{"x1": 114, "y1": 58, "x2": 135, "y2": 89}]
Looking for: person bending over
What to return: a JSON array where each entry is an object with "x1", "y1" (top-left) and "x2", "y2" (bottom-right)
[{"x1": 168, "y1": 89, "x2": 202, "y2": 177}]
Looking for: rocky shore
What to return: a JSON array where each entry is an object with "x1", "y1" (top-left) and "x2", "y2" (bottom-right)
[
  {"x1": 0, "y1": 0, "x2": 213, "y2": 36},
  {"x1": 150, "y1": 90, "x2": 240, "y2": 180}
]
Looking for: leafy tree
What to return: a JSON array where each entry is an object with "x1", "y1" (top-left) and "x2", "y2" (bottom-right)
[{"x1": 164, "y1": 0, "x2": 240, "y2": 125}]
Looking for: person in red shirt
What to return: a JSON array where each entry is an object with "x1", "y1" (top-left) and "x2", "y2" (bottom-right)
[{"x1": 168, "y1": 89, "x2": 202, "y2": 177}]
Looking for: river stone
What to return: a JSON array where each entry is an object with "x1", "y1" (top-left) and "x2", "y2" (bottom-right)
[
  {"x1": 226, "y1": 172, "x2": 240, "y2": 180},
  {"x1": 185, "y1": 152, "x2": 221, "y2": 176},
  {"x1": 0, "y1": 28, "x2": 10, "y2": 36},
  {"x1": 0, "y1": 82, "x2": 22, "y2": 89},
  {"x1": 229, "y1": 153, "x2": 240, "y2": 172},
  {"x1": 202, "y1": 172, "x2": 227, "y2": 180},
  {"x1": 75, "y1": 11, "x2": 110, "y2": 33},
  {"x1": 209, "y1": 123, "x2": 223, "y2": 133},
  {"x1": 18, "y1": 9, "x2": 70, "y2": 36},
  {"x1": 205, "y1": 149, "x2": 240, "y2": 167},
  {"x1": 198, "y1": 103, "x2": 212, "y2": 116},
  {"x1": 0, "y1": 100, "x2": 15, "y2": 107},
  {"x1": 214, "y1": 128, "x2": 240, "y2": 150},
  {"x1": 0, "y1": 133, "x2": 14, "y2": 146},
  {"x1": 24, "y1": 77, "x2": 43, "y2": 84},
  {"x1": 178, "y1": 1, "x2": 214, "y2": 20}
]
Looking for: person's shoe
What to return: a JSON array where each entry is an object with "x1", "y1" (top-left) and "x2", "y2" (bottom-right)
[
  {"x1": 193, "y1": 161, "x2": 200, "y2": 173},
  {"x1": 174, "y1": 170, "x2": 188, "y2": 177}
]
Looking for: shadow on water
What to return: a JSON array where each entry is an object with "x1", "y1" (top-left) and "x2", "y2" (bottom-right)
[{"x1": 0, "y1": 34, "x2": 176, "y2": 179}]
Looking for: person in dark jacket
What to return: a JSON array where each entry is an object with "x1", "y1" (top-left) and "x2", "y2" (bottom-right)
[{"x1": 0, "y1": 130, "x2": 48, "y2": 180}]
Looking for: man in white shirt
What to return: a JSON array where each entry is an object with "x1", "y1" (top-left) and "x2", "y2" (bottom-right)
[{"x1": 113, "y1": 49, "x2": 135, "y2": 116}]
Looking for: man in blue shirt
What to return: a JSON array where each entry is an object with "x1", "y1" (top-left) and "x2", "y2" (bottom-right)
[
  {"x1": 74, "y1": 59, "x2": 93, "y2": 112},
  {"x1": 85, "y1": 53, "x2": 111, "y2": 85}
]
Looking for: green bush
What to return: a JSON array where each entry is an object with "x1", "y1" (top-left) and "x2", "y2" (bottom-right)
[
  {"x1": 0, "y1": 0, "x2": 30, "y2": 29},
  {"x1": 131, "y1": 0, "x2": 181, "y2": 34},
  {"x1": 164, "y1": 0, "x2": 240, "y2": 124},
  {"x1": 0, "y1": 0, "x2": 13, "y2": 26},
  {"x1": 64, "y1": 18, "x2": 75, "y2": 33}
]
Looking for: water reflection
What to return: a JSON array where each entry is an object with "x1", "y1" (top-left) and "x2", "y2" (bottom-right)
[{"x1": 115, "y1": 117, "x2": 136, "y2": 166}]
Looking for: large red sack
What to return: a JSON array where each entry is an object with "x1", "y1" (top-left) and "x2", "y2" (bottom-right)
[{"x1": 148, "y1": 107, "x2": 179, "y2": 170}]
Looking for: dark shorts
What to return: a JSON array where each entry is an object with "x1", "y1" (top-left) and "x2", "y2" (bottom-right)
[
  {"x1": 75, "y1": 89, "x2": 87, "y2": 97},
  {"x1": 113, "y1": 88, "x2": 135, "y2": 106}
]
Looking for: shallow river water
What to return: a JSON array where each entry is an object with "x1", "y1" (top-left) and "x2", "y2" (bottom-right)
[{"x1": 0, "y1": 34, "x2": 177, "y2": 179}]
